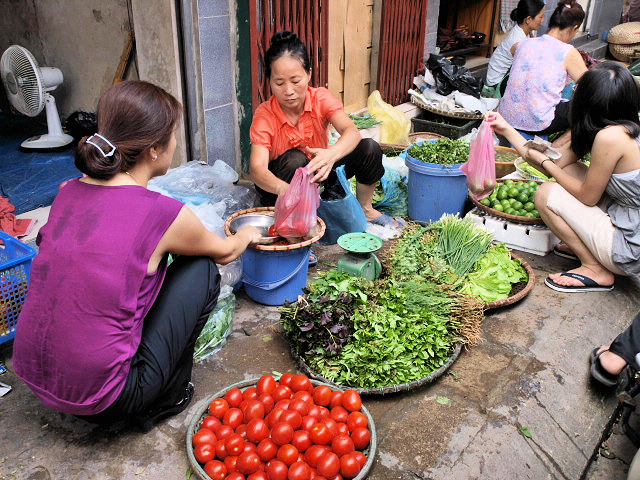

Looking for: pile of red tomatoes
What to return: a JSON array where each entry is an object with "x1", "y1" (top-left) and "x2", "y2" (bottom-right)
[{"x1": 190, "y1": 373, "x2": 372, "y2": 480}]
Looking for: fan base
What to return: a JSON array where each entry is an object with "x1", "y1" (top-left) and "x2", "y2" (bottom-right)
[{"x1": 20, "y1": 133, "x2": 74, "y2": 151}]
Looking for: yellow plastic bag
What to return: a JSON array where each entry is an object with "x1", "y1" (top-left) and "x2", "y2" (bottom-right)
[{"x1": 367, "y1": 90, "x2": 410, "y2": 145}]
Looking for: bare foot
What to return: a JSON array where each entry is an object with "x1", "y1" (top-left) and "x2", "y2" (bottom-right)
[{"x1": 547, "y1": 265, "x2": 614, "y2": 288}]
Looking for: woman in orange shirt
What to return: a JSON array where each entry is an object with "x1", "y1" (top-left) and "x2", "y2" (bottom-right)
[{"x1": 249, "y1": 31, "x2": 404, "y2": 231}]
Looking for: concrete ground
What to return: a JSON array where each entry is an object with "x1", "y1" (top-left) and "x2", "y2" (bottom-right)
[{"x1": 1, "y1": 239, "x2": 640, "y2": 480}]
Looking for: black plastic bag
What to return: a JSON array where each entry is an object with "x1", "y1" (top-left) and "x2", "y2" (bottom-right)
[
  {"x1": 426, "y1": 54, "x2": 483, "y2": 99},
  {"x1": 64, "y1": 111, "x2": 97, "y2": 142}
]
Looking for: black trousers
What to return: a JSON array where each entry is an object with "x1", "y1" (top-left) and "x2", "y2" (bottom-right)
[
  {"x1": 256, "y1": 138, "x2": 384, "y2": 206},
  {"x1": 520, "y1": 101, "x2": 571, "y2": 137},
  {"x1": 610, "y1": 311, "x2": 640, "y2": 368},
  {"x1": 82, "y1": 255, "x2": 220, "y2": 422}
]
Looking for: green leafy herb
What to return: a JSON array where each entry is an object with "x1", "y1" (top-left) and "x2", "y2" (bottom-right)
[
  {"x1": 436, "y1": 396, "x2": 452, "y2": 405},
  {"x1": 520, "y1": 426, "x2": 532, "y2": 438},
  {"x1": 408, "y1": 138, "x2": 470, "y2": 165},
  {"x1": 348, "y1": 113, "x2": 381, "y2": 129}
]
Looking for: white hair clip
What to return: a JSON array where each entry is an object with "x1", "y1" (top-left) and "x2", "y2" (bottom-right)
[{"x1": 86, "y1": 133, "x2": 116, "y2": 157}]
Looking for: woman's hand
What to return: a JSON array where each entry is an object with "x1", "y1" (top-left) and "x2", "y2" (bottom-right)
[
  {"x1": 484, "y1": 111, "x2": 510, "y2": 136},
  {"x1": 239, "y1": 225, "x2": 263, "y2": 246},
  {"x1": 305, "y1": 146, "x2": 337, "y2": 183}
]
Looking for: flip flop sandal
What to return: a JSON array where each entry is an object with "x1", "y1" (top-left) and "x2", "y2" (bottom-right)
[
  {"x1": 308, "y1": 249, "x2": 317, "y2": 267},
  {"x1": 552, "y1": 245, "x2": 579, "y2": 261},
  {"x1": 589, "y1": 348, "x2": 618, "y2": 387},
  {"x1": 544, "y1": 272, "x2": 614, "y2": 293}
]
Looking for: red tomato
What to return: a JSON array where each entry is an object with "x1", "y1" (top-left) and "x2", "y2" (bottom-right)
[
  {"x1": 236, "y1": 423, "x2": 248, "y2": 439},
  {"x1": 246, "y1": 418, "x2": 270, "y2": 443},
  {"x1": 223, "y1": 407, "x2": 245, "y2": 429},
  {"x1": 291, "y1": 374, "x2": 312, "y2": 393},
  {"x1": 339, "y1": 453, "x2": 361, "y2": 479},
  {"x1": 312, "y1": 385, "x2": 332, "y2": 406},
  {"x1": 244, "y1": 386, "x2": 259, "y2": 401},
  {"x1": 259, "y1": 393, "x2": 275, "y2": 413},
  {"x1": 201, "y1": 415, "x2": 223, "y2": 432},
  {"x1": 194, "y1": 442, "x2": 215, "y2": 463},
  {"x1": 256, "y1": 438, "x2": 278, "y2": 462},
  {"x1": 192, "y1": 427, "x2": 217, "y2": 447},
  {"x1": 209, "y1": 398, "x2": 230, "y2": 419},
  {"x1": 346, "y1": 412, "x2": 368, "y2": 432},
  {"x1": 330, "y1": 406, "x2": 348, "y2": 424},
  {"x1": 301, "y1": 415, "x2": 317, "y2": 432},
  {"x1": 225, "y1": 387, "x2": 244, "y2": 408},
  {"x1": 215, "y1": 424, "x2": 234, "y2": 440},
  {"x1": 275, "y1": 399, "x2": 292, "y2": 411},
  {"x1": 293, "y1": 391, "x2": 313, "y2": 403},
  {"x1": 244, "y1": 442, "x2": 257, "y2": 453},
  {"x1": 351, "y1": 451, "x2": 367, "y2": 469},
  {"x1": 289, "y1": 398, "x2": 310, "y2": 416},
  {"x1": 279, "y1": 373, "x2": 294, "y2": 388},
  {"x1": 215, "y1": 438, "x2": 228, "y2": 459},
  {"x1": 225, "y1": 433, "x2": 246, "y2": 456},
  {"x1": 244, "y1": 399, "x2": 267, "y2": 421},
  {"x1": 248, "y1": 472, "x2": 269, "y2": 480},
  {"x1": 280, "y1": 409, "x2": 303, "y2": 430},
  {"x1": 336, "y1": 423, "x2": 349, "y2": 436},
  {"x1": 318, "y1": 406, "x2": 331, "y2": 421},
  {"x1": 304, "y1": 445, "x2": 329, "y2": 468},
  {"x1": 329, "y1": 391, "x2": 342, "y2": 409},
  {"x1": 287, "y1": 460, "x2": 311, "y2": 480},
  {"x1": 310, "y1": 423, "x2": 331, "y2": 445},
  {"x1": 340, "y1": 390, "x2": 362, "y2": 412},
  {"x1": 350, "y1": 427, "x2": 370, "y2": 450},
  {"x1": 271, "y1": 421, "x2": 294, "y2": 446},
  {"x1": 225, "y1": 473, "x2": 245, "y2": 480},
  {"x1": 267, "y1": 407, "x2": 286, "y2": 429},
  {"x1": 273, "y1": 385, "x2": 293, "y2": 402},
  {"x1": 291, "y1": 429, "x2": 313, "y2": 453},
  {"x1": 323, "y1": 419, "x2": 339, "y2": 440},
  {"x1": 277, "y1": 444, "x2": 299, "y2": 466},
  {"x1": 203, "y1": 459, "x2": 227, "y2": 480},
  {"x1": 224, "y1": 455, "x2": 239, "y2": 473},
  {"x1": 331, "y1": 434, "x2": 355, "y2": 457},
  {"x1": 257, "y1": 374, "x2": 278, "y2": 395},
  {"x1": 237, "y1": 451, "x2": 262, "y2": 475},
  {"x1": 307, "y1": 405, "x2": 323, "y2": 420},
  {"x1": 266, "y1": 459, "x2": 289, "y2": 480},
  {"x1": 316, "y1": 452, "x2": 340, "y2": 478}
]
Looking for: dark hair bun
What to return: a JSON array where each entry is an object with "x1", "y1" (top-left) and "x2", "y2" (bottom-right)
[{"x1": 271, "y1": 31, "x2": 298, "y2": 45}]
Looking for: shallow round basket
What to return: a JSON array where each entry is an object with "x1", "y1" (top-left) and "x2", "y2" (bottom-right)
[
  {"x1": 186, "y1": 378, "x2": 377, "y2": 480},
  {"x1": 469, "y1": 179, "x2": 545, "y2": 225},
  {"x1": 483, "y1": 252, "x2": 536, "y2": 311},
  {"x1": 379, "y1": 132, "x2": 444, "y2": 153},
  {"x1": 224, "y1": 207, "x2": 326, "y2": 251},
  {"x1": 290, "y1": 343, "x2": 462, "y2": 396},
  {"x1": 410, "y1": 94, "x2": 484, "y2": 120}
]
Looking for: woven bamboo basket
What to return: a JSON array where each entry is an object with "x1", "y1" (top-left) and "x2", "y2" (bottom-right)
[{"x1": 608, "y1": 22, "x2": 640, "y2": 62}]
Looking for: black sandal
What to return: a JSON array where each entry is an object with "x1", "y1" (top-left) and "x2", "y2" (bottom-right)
[
  {"x1": 134, "y1": 382, "x2": 195, "y2": 433},
  {"x1": 589, "y1": 348, "x2": 618, "y2": 387}
]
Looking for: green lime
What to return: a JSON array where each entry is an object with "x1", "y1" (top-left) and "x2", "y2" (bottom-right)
[
  {"x1": 512, "y1": 200, "x2": 524, "y2": 210},
  {"x1": 518, "y1": 209, "x2": 528, "y2": 217},
  {"x1": 505, "y1": 207, "x2": 516, "y2": 215},
  {"x1": 501, "y1": 199, "x2": 512, "y2": 208},
  {"x1": 517, "y1": 192, "x2": 529, "y2": 203},
  {"x1": 493, "y1": 203, "x2": 505, "y2": 212},
  {"x1": 504, "y1": 179, "x2": 515, "y2": 186},
  {"x1": 524, "y1": 202, "x2": 535, "y2": 211},
  {"x1": 508, "y1": 187, "x2": 519, "y2": 198},
  {"x1": 532, "y1": 211, "x2": 541, "y2": 218},
  {"x1": 527, "y1": 181, "x2": 538, "y2": 188},
  {"x1": 525, "y1": 212, "x2": 535, "y2": 218},
  {"x1": 480, "y1": 198, "x2": 491, "y2": 206},
  {"x1": 497, "y1": 190, "x2": 508, "y2": 200}
]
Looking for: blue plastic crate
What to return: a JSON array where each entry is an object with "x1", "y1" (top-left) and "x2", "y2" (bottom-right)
[{"x1": 0, "y1": 230, "x2": 37, "y2": 344}]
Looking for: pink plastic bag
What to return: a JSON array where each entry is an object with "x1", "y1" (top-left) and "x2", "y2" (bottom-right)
[
  {"x1": 460, "y1": 120, "x2": 496, "y2": 200},
  {"x1": 274, "y1": 165, "x2": 320, "y2": 239}
]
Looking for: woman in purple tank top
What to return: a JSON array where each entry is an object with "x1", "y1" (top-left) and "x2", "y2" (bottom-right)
[{"x1": 13, "y1": 81, "x2": 261, "y2": 432}]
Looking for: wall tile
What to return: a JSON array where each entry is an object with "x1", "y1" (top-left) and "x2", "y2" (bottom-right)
[
  {"x1": 198, "y1": 0, "x2": 229, "y2": 18},
  {"x1": 199, "y1": 15, "x2": 233, "y2": 109},
  {"x1": 204, "y1": 104, "x2": 237, "y2": 168}
]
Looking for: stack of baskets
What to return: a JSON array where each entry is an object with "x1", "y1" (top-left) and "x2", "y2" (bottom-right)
[{"x1": 607, "y1": 21, "x2": 640, "y2": 63}]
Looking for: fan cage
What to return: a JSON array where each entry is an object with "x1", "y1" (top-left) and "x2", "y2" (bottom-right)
[{"x1": 2, "y1": 46, "x2": 44, "y2": 116}]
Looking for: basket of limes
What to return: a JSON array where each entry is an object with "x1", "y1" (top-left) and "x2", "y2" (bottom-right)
[{"x1": 469, "y1": 179, "x2": 545, "y2": 225}]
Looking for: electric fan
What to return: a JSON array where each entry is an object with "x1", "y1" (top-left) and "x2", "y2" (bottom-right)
[{"x1": 0, "y1": 45, "x2": 73, "y2": 150}]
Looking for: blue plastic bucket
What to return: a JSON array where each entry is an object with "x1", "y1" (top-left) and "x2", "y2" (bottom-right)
[
  {"x1": 241, "y1": 246, "x2": 310, "y2": 306},
  {"x1": 405, "y1": 143, "x2": 468, "y2": 223}
]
